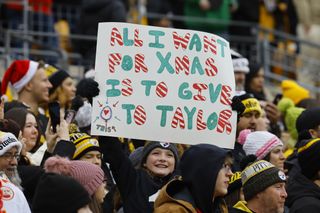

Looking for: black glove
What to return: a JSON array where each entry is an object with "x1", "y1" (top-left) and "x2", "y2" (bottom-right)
[
  {"x1": 76, "y1": 78, "x2": 100, "y2": 104},
  {"x1": 70, "y1": 95, "x2": 84, "y2": 111},
  {"x1": 231, "y1": 96, "x2": 245, "y2": 123}
]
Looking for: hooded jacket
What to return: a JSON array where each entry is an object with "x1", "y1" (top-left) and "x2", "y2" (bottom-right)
[
  {"x1": 155, "y1": 144, "x2": 231, "y2": 213},
  {"x1": 285, "y1": 172, "x2": 320, "y2": 213},
  {"x1": 99, "y1": 136, "x2": 176, "y2": 213}
]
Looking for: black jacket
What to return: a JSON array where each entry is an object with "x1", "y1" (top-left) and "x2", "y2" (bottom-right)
[
  {"x1": 286, "y1": 172, "x2": 320, "y2": 213},
  {"x1": 99, "y1": 136, "x2": 175, "y2": 213},
  {"x1": 179, "y1": 144, "x2": 231, "y2": 213}
]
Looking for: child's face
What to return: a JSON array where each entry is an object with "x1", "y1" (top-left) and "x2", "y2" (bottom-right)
[{"x1": 144, "y1": 148, "x2": 175, "y2": 177}]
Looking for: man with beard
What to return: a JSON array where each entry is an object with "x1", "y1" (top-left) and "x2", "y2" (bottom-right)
[{"x1": 0, "y1": 131, "x2": 31, "y2": 212}]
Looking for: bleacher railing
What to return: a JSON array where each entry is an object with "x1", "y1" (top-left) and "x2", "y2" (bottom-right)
[{"x1": 1, "y1": 1, "x2": 320, "y2": 96}]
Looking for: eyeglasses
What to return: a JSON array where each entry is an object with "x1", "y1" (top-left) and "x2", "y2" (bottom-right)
[
  {"x1": 0, "y1": 153, "x2": 20, "y2": 161},
  {"x1": 222, "y1": 163, "x2": 232, "y2": 173}
]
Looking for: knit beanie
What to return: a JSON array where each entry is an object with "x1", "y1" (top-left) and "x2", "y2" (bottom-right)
[
  {"x1": 69, "y1": 132, "x2": 101, "y2": 160},
  {"x1": 49, "y1": 69, "x2": 70, "y2": 95},
  {"x1": 32, "y1": 173, "x2": 90, "y2": 213},
  {"x1": 277, "y1": 97, "x2": 305, "y2": 140},
  {"x1": 238, "y1": 129, "x2": 283, "y2": 160},
  {"x1": 241, "y1": 160, "x2": 286, "y2": 200},
  {"x1": 281, "y1": 80, "x2": 310, "y2": 105},
  {"x1": 140, "y1": 141, "x2": 179, "y2": 168},
  {"x1": 296, "y1": 107, "x2": 320, "y2": 141},
  {"x1": 129, "y1": 146, "x2": 144, "y2": 168},
  {"x1": 231, "y1": 49, "x2": 249, "y2": 73},
  {"x1": 44, "y1": 156, "x2": 105, "y2": 196},
  {"x1": 0, "y1": 131, "x2": 22, "y2": 155},
  {"x1": 297, "y1": 138, "x2": 320, "y2": 179},
  {"x1": 1, "y1": 60, "x2": 39, "y2": 94},
  {"x1": 228, "y1": 171, "x2": 242, "y2": 194},
  {"x1": 237, "y1": 93, "x2": 262, "y2": 116}
]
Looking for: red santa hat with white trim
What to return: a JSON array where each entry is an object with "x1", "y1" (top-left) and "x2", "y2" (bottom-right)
[{"x1": 1, "y1": 60, "x2": 39, "y2": 95}]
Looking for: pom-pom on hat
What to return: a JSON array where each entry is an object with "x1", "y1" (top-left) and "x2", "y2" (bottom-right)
[
  {"x1": 277, "y1": 97, "x2": 304, "y2": 140},
  {"x1": 0, "y1": 131, "x2": 22, "y2": 156},
  {"x1": 297, "y1": 138, "x2": 320, "y2": 179},
  {"x1": 69, "y1": 132, "x2": 101, "y2": 160},
  {"x1": 231, "y1": 49, "x2": 249, "y2": 73},
  {"x1": 241, "y1": 160, "x2": 286, "y2": 200},
  {"x1": 1, "y1": 60, "x2": 39, "y2": 94},
  {"x1": 48, "y1": 69, "x2": 70, "y2": 95},
  {"x1": 44, "y1": 156, "x2": 105, "y2": 196},
  {"x1": 281, "y1": 80, "x2": 310, "y2": 105},
  {"x1": 32, "y1": 173, "x2": 90, "y2": 213},
  {"x1": 140, "y1": 141, "x2": 179, "y2": 168},
  {"x1": 238, "y1": 129, "x2": 283, "y2": 160}
]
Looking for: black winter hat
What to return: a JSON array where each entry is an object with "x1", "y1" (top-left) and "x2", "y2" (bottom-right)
[
  {"x1": 296, "y1": 107, "x2": 320, "y2": 141},
  {"x1": 49, "y1": 69, "x2": 70, "y2": 95},
  {"x1": 140, "y1": 141, "x2": 179, "y2": 168},
  {"x1": 228, "y1": 171, "x2": 242, "y2": 194},
  {"x1": 32, "y1": 173, "x2": 90, "y2": 213},
  {"x1": 241, "y1": 160, "x2": 286, "y2": 200},
  {"x1": 298, "y1": 138, "x2": 320, "y2": 179}
]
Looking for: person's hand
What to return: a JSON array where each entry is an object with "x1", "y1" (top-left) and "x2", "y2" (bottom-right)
[
  {"x1": 199, "y1": 0, "x2": 211, "y2": 10},
  {"x1": 76, "y1": 78, "x2": 100, "y2": 104},
  {"x1": 45, "y1": 119, "x2": 59, "y2": 153},
  {"x1": 231, "y1": 96, "x2": 245, "y2": 123},
  {"x1": 265, "y1": 102, "x2": 281, "y2": 124},
  {"x1": 57, "y1": 118, "x2": 70, "y2": 141},
  {"x1": 71, "y1": 95, "x2": 84, "y2": 111}
]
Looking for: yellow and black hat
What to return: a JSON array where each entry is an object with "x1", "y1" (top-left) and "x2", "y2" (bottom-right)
[{"x1": 69, "y1": 132, "x2": 101, "y2": 160}]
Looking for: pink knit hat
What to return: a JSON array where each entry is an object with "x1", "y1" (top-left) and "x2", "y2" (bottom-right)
[
  {"x1": 44, "y1": 156, "x2": 105, "y2": 196},
  {"x1": 238, "y1": 129, "x2": 283, "y2": 160}
]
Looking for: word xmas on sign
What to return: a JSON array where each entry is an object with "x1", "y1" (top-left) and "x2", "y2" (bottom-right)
[{"x1": 91, "y1": 22, "x2": 236, "y2": 148}]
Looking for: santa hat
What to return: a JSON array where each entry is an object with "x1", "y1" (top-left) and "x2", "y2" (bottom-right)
[
  {"x1": 238, "y1": 129, "x2": 283, "y2": 160},
  {"x1": 0, "y1": 131, "x2": 22, "y2": 156},
  {"x1": 1, "y1": 60, "x2": 39, "y2": 94}
]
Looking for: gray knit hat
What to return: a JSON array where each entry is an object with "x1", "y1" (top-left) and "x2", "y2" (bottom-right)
[
  {"x1": 140, "y1": 141, "x2": 179, "y2": 168},
  {"x1": 241, "y1": 160, "x2": 286, "y2": 200}
]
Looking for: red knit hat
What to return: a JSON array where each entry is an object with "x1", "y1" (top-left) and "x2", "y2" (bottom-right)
[
  {"x1": 1, "y1": 60, "x2": 39, "y2": 94},
  {"x1": 44, "y1": 156, "x2": 105, "y2": 196}
]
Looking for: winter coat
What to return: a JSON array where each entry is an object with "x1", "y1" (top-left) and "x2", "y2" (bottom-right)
[
  {"x1": 155, "y1": 144, "x2": 231, "y2": 213},
  {"x1": 99, "y1": 136, "x2": 175, "y2": 213},
  {"x1": 286, "y1": 172, "x2": 320, "y2": 213},
  {"x1": 154, "y1": 177, "x2": 199, "y2": 213}
]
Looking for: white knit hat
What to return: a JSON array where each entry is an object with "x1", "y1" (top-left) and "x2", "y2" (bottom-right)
[
  {"x1": 0, "y1": 131, "x2": 22, "y2": 156},
  {"x1": 231, "y1": 49, "x2": 249, "y2": 73},
  {"x1": 238, "y1": 129, "x2": 283, "y2": 160}
]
